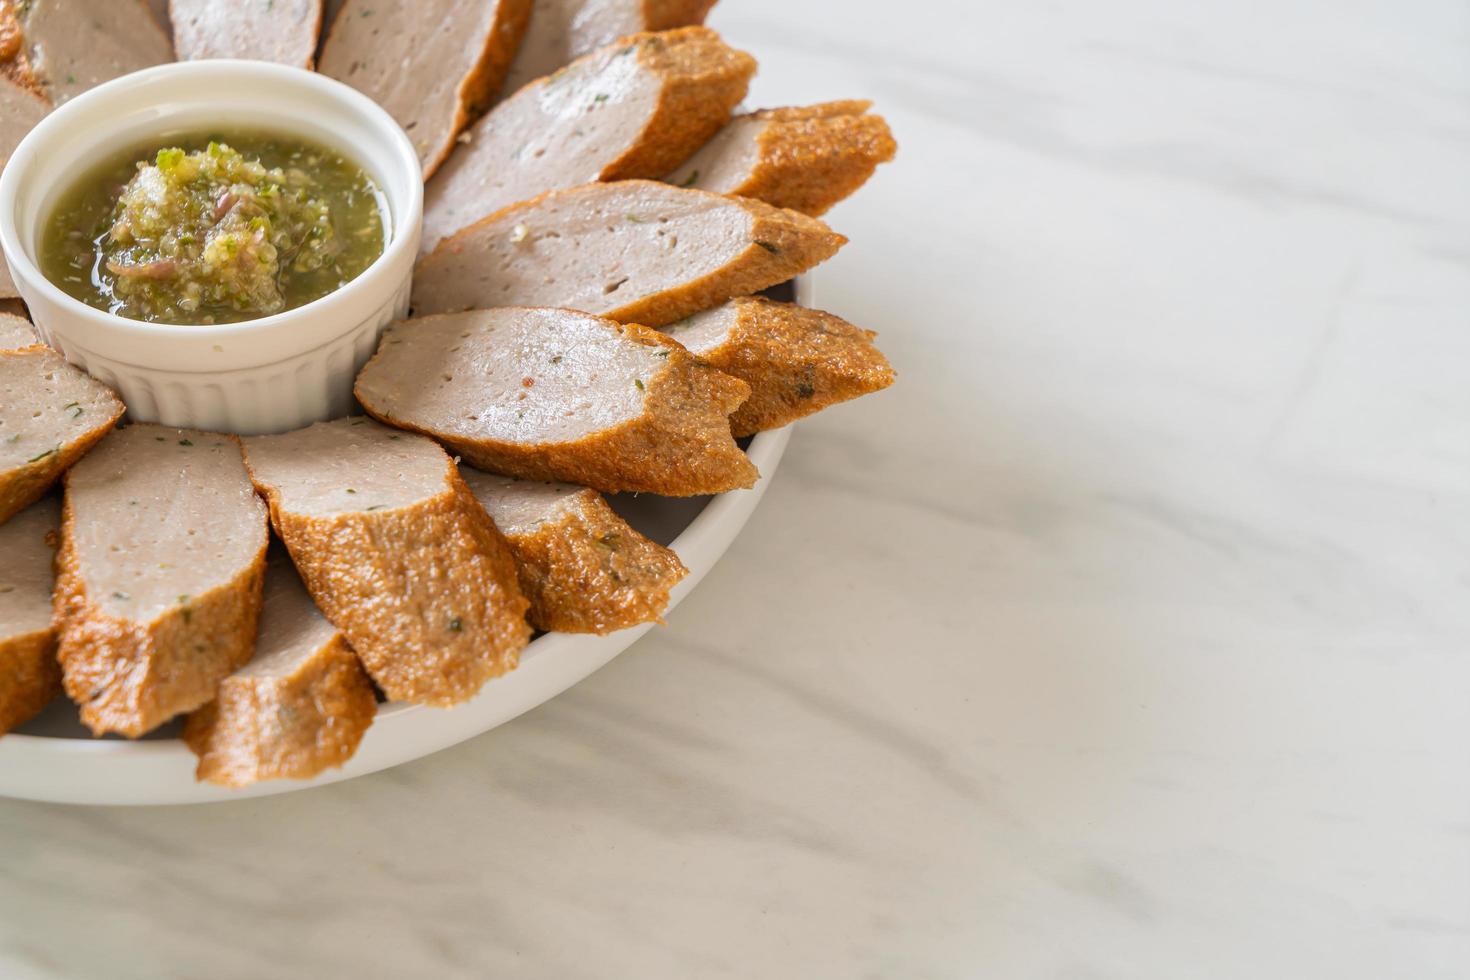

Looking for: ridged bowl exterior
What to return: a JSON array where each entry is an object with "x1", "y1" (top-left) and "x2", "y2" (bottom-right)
[
  {"x1": 0, "y1": 61, "x2": 424, "y2": 435},
  {"x1": 31, "y1": 277, "x2": 411, "y2": 435}
]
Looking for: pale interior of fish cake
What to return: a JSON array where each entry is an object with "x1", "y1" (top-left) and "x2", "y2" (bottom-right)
[
  {"x1": 243, "y1": 418, "x2": 450, "y2": 519},
  {"x1": 0, "y1": 348, "x2": 119, "y2": 471},
  {"x1": 459, "y1": 468, "x2": 585, "y2": 536},
  {"x1": 660, "y1": 301, "x2": 738, "y2": 355},
  {"x1": 425, "y1": 41, "x2": 659, "y2": 247},
  {"x1": 234, "y1": 552, "x2": 340, "y2": 680},
  {"x1": 65, "y1": 424, "x2": 266, "y2": 621},
  {"x1": 0, "y1": 496, "x2": 58, "y2": 637},
  {"x1": 417, "y1": 183, "x2": 750, "y2": 315},
  {"x1": 666, "y1": 115, "x2": 765, "y2": 193},
  {"x1": 360, "y1": 308, "x2": 668, "y2": 445}
]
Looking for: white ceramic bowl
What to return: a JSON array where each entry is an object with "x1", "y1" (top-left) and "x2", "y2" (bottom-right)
[{"x1": 0, "y1": 60, "x2": 422, "y2": 435}]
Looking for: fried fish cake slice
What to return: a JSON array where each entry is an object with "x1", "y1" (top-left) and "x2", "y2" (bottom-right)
[{"x1": 461, "y1": 469, "x2": 688, "y2": 634}]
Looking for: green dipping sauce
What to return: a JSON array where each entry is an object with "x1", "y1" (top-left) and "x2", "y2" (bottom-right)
[{"x1": 40, "y1": 132, "x2": 387, "y2": 325}]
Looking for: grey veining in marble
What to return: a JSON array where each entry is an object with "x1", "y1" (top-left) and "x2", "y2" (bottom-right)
[{"x1": 2, "y1": 0, "x2": 1467, "y2": 977}]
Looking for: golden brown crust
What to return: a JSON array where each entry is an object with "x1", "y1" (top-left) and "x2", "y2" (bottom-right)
[
  {"x1": 505, "y1": 488, "x2": 688, "y2": 633},
  {"x1": 458, "y1": 0, "x2": 534, "y2": 119},
  {"x1": 730, "y1": 101, "x2": 897, "y2": 216},
  {"x1": 183, "y1": 633, "x2": 376, "y2": 788},
  {"x1": 0, "y1": 2, "x2": 41, "y2": 98},
  {"x1": 53, "y1": 495, "x2": 267, "y2": 738},
  {"x1": 600, "y1": 189, "x2": 846, "y2": 327},
  {"x1": 0, "y1": 628, "x2": 58, "y2": 735},
  {"x1": 249, "y1": 467, "x2": 531, "y2": 707},
  {"x1": 598, "y1": 27, "x2": 755, "y2": 180},
  {"x1": 679, "y1": 297, "x2": 896, "y2": 436},
  {"x1": 0, "y1": 349, "x2": 125, "y2": 525},
  {"x1": 0, "y1": 3, "x2": 21, "y2": 61},
  {"x1": 642, "y1": 0, "x2": 719, "y2": 30},
  {"x1": 359, "y1": 320, "x2": 758, "y2": 495}
]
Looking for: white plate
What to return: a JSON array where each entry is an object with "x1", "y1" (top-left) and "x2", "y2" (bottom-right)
[{"x1": 0, "y1": 426, "x2": 791, "y2": 805}]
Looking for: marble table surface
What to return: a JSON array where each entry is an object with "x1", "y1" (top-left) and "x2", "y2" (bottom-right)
[{"x1": 3, "y1": 1, "x2": 1466, "y2": 977}]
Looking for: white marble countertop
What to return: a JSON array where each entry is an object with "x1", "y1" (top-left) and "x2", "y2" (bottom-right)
[{"x1": 3, "y1": 1, "x2": 1466, "y2": 976}]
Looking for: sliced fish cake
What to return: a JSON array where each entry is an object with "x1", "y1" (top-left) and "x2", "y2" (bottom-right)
[
  {"x1": 0, "y1": 258, "x2": 19, "y2": 302},
  {"x1": 461, "y1": 469, "x2": 687, "y2": 634},
  {"x1": 0, "y1": 344, "x2": 124, "y2": 524},
  {"x1": 500, "y1": 0, "x2": 716, "y2": 99},
  {"x1": 318, "y1": 0, "x2": 534, "y2": 176},
  {"x1": 667, "y1": 100, "x2": 898, "y2": 216},
  {"x1": 1, "y1": 0, "x2": 173, "y2": 105},
  {"x1": 356, "y1": 307, "x2": 756, "y2": 495},
  {"x1": 169, "y1": 0, "x2": 323, "y2": 68},
  {"x1": 413, "y1": 180, "x2": 846, "y2": 327},
  {"x1": 662, "y1": 296, "x2": 896, "y2": 436},
  {"x1": 0, "y1": 75, "x2": 48, "y2": 156},
  {"x1": 0, "y1": 312, "x2": 36, "y2": 350},
  {"x1": 55, "y1": 425, "x2": 269, "y2": 737},
  {"x1": 0, "y1": 496, "x2": 60, "y2": 735},
  {"x1": 241, "y1": 418, "x2": 530, "y2": 706},
  {"x1": 1, "y1": 75, "x2": 52, "y2": 300},
  {"x1": 184, "y1": 548, "x2": 376, "y2": 788},
  {"x1": 423, "y1": 26, "x2": 753, "y2": 253}
]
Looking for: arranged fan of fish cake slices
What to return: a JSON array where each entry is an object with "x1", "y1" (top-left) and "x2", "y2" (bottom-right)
[
  {"x1": 423, "y1": 26, "x2": 754, "y2": 253},
  {"x1": 413, "y1": 180, "x2": 846, "y2": 327},
  {"x1": 184, "y1": 548, "x2": 376, "y2": 788},
  {"x1": 55, "y1": 425, "x2": 269, "y2": 737},
  {"x1": 461, "y1": 469, "x2": 688, "y2": 634},
  {"x1": 662, "y1": 296, "x2": 896, "y2": 436},
  {"x1": 355, "y1": 307, "x2": 756, "y2": 495},
  {"x1": 667, "y1": 100, "x2": 898, "y2": 217},
  {"x1": 318, "y1": 0, "x2": 533, "y2": 175},
  {"x1": 0, "y1": 0, "x2": 902, "y2": 787},
  {"x1": 0, "y1": 496, "x2": 61, "y2": 735},
  {"x1": 241, "y1": 418, "x2": 531, "y2": 707},
  {"x1": 0, "y1": 343, "x2": 125, "y2": 524}
]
